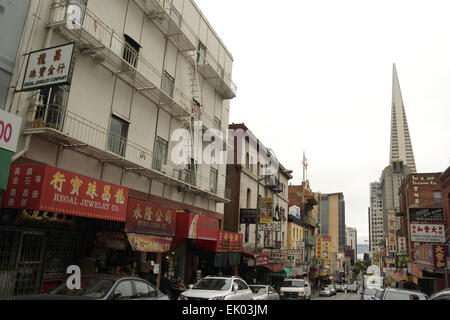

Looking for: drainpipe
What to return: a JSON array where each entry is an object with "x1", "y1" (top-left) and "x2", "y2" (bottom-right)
[{"x1": 12, "y1": 134, "x2": 31, "y2": 163}]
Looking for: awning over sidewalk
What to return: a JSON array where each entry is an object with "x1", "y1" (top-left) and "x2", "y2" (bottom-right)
[
  {"x1": 387, "y1": 272, "x2": 405, "y2": 282},
  {"x1": 127, "y1": 233, "x2": 172, "y2": 253},
  {"x1": 270, "y1": 267, "x2": 292, "y2": 278},
  {"x1": 261, "y1": 264, "x2": 284, "y2": 273}
]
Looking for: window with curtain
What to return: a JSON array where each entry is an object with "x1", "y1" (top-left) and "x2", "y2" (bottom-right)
[{"x1": 152, "y1": 136, "x2": 168, "y2": 172}]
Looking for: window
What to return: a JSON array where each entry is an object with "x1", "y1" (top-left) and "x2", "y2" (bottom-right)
[
  {"x1": 161, "y1": 70, "x2": 175, "y2": 98},
  {"x1": 153, "y1": 136, "x2": 168, "y2": 172},
  {"x1": 170, "y1": 7, "x2": 181, "y2": 26},
  {"x1": 113, "y1": 281, "x2": 134, "y2": 299},
  {"x1": 33, "y1": 86, "x2": 69, "y2": 130},
  {"x1": 234, "y1": 279, "x2": 248, "y2": 290},
  {"x1": 214, "y1": 117, "x2": 221, "y2": 131},
  {"x1": 108, "y1": 115, "x2": 129, "y2": 157},
  {"x1": 210, "y1": 168, "x2": 218, "y2": 194},
  {"x1": 245, "y1": 224, "x2": 249, "y2": 243},
  {"x1": 134, "y1": 281, "x2": 157, "y2": 298},
  {"x1": 433, "y1": 191, "x2": 442, "y2": 206},
  {"x1": 197, "y1": 41, "x2": 207, "y2": 65},
  {"x1": 123, "y1": 34, "x2": 140, "y2": 68}
]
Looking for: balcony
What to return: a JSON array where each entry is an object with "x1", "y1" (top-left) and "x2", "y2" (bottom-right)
[
  {"x1": 134, "y1": 0, "x2": 237, "y2": 100},
  {"x1": 264, "y1": 175, "x2": 283, "y2": 194},
  {"x1": 48, "y1": 0, "x2": 191, "y2": 118},
  {"x1": 190, "y1": 50, "x2": 237, "y2": 100},
  {"x1": 137, "y1": 0, "x2": 197, "y2": 53},
  {"x1": 24, "y1": 104, "x2": 231, "y2": 203}
]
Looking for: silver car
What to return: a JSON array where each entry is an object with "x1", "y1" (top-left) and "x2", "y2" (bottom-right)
[
  {"x1": 178, "y1": 276, "x2": 254, "y2": 301},
  {"x1": 249, "y1": 285, "x2": 280, "y2": 300},
  {"x1": 319, "y1": 287, "x2": 332, "y2": 297}
]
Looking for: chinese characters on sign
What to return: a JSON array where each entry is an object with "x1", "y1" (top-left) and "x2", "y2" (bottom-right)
[
  {"x1": 258, "y1": 221, "x2": 281, "y2": 232},
  {"x1": 387, "y1": 213, "x2": 397, "y2": 253},
  {"x1": 22, "y1": 43, "x2": 77, "y2": 91},
  {"x1": 398, "y1": 237, "x2": 407, "y2": 255},
  {"x1": 127, "y1": 233, "x2": 172, "y2": 253},
  {"x1": 216, "y1": 231, "x2": 243, "y2": 252},
  {"x1": 316, "y1": 237, "x2": 323, "y2": 260},
  {"x1": 2, "y1": 165, "x2": 129, "y2": 222},
  {"x1": 415, "y1": 244, "x2": 449, "y2": 270},
  {"x1": 125, "y1": 199, "x2": 176, "y2": 237},
  {"x1": 409, "y1": 208, "x2": 444, "y2": 222},
  {"x1": 410, "y1": 223, "x2": 445, "y2": 243},
  {"x1": 259, "y1": 198, "x2": 273, "y2": 224}
]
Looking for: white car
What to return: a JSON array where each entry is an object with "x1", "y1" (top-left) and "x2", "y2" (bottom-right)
[
  {"x1": 249, "y1": 285, "x2": 280, "y2": 300},
  {"x1": 178, "y1": 276, "x2": 254, "y2": 301},
  {"x1": 279, "y1": 279, "x2": 312, "y2": 300}
]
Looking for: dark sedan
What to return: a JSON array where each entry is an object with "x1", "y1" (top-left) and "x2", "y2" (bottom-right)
[{"x1": 16, "y1": 275, "x2": 169, "y2": 300}]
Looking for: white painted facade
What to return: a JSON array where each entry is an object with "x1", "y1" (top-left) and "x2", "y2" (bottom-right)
[
  {"x1": 233, "y1": 128, "x2": 291, "y2": 252},
  {"x1": 7, "y1": 0, "x2": 236, "y2": 215}
]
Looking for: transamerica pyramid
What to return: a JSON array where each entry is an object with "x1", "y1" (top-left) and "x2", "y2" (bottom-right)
[{"x1": 389, "y1": 64, "x2": 417, "y2": 173}]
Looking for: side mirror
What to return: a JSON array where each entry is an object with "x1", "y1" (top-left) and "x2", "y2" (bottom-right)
[
  {"x1": 111, "y1": 291, "x2": 122, "y2": 300},
  {"x1": 233, "y1": 285, "x2": 239, "y2": 293},
  {"x1": 188, "y1": 284, "x2": 194, "y2": 289}
]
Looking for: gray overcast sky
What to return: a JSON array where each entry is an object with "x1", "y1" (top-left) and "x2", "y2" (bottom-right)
[{"x1": 196, "y1": 0, "x2": 450, "y2": 244}]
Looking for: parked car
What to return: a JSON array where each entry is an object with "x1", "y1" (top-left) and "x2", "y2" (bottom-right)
[
  {"x1": 249, "y1": 285, "x2": 280, "y2": 300},
  {"x1": 360, "y1": 287, "x2": 379, "y2": 300},
  {"x1": 279, "y1": 279, "x2": 312, "y2": 300},
  {"x1": 329, "y1": 284, "x2": 337, "y2": 295},
  {"x1": 430, "y1": 288, "x2": 450, "y2": 300},
  {"x1": 178, "y1": 276, "x2": 253, "y2": 301},
  {"x1": 347, "y1": 283, "x2": 358, "y2": 293},
  {"x1": 373, "y1": 288, "x2": 428, "y2": 300},
  {"x1": 16, "y1": 275, "x2": 169, "y2": 300},
  {"x1": 335, "y1": 284, "x2": 344, "y2": 292},
  {"x1": 319, "y1": 287, "x2": 332, "y2": 297}
]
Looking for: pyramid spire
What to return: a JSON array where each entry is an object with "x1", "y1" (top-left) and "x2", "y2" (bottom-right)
[{"x1": 389, "y1": 64, "x2": 417, "y2": 173}]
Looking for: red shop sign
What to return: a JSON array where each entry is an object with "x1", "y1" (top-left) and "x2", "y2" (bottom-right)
[
  {"x1": 125, "y1": 198, "x2": 176, "y2": 237},
  {"x1": 216, "y1": 231, "x2": 243, "y2": 253},
  {"x1": 176, "y1": 210, "x2": 218, "y2": 241},
  {"x1": 2, "y1": 165, "x2": 129, "y2": 222}
]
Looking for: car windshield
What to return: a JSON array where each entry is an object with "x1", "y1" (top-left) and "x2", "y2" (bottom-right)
[
  {"x1": 193, "y1": 279, "x2": 231, "y2": 291},
  {"x1": 49, "y1": 277, "x2": 116, "y2": 298},
  {"x1": 385, "y1": 291, "x2": 427, "y2": 300},
  {"x1": 250, "y1": 286, "x2": 267, "y2": 295},
  {"x1": 282, "y1": 280, "x2": 305, "y2": 288},
  {"x1": 364, "y1": 288, "x2": 378, "y2": 296}
]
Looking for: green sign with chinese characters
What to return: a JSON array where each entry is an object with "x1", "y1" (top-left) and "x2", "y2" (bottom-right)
[{"x1": 0, "y1": 148, "x2": 13, "y2": 190}]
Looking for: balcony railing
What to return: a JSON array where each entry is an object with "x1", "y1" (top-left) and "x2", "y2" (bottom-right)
[
  {"x1": 24, "y1": 104, "x2": 231, "y2": 202},
  {"x1": 140, "y1": 0, "x2": 237, "y2": 99},
  {"x1": 48, "y1": 0, "x2": 192, "y2": 118}
]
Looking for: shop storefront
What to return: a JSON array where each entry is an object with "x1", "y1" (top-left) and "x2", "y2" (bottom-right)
[
  {"x1": 413, "y1": 244, "x2": 448, "y2": 295},
  {"x1": 125, "y1": 198, "x2": 176, "y2": 293},
  {"x1": 0, "y1": 164, "x2": 131, "y2": 299},
  {"x1": 240, "y1": 249, "x2": 270, "y2": 285},
  {"x1": 173, "y1": 210, "x2": 219, "y2": 286}
]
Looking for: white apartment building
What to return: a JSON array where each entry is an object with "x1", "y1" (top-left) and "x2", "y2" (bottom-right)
[
  {"x1": 369, "y1": 182, "x2": 384, "y2": 252},
  {"x1": 3, "y1": 0, "x2": 237, "y2": 289}
]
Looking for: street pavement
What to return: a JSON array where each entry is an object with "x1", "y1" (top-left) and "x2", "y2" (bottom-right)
[{"x1": 311, "y1": 292, "x2": 361, "y2": 300}]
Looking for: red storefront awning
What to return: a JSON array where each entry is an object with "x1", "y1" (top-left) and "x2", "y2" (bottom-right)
[
  {"x1": 2, "y1": 164, "x2": 129, "y2": 222},
  {"x1": 195, "y1": 231, "x2": 243, "y2": 253},
  {"x1": 261, "y1": 264, "x2": 283, "y2": 272},
  {"x1": 127, "y1": 233, "x2": 172, "y2": 253},
  {"x1": 175, "y1": 210, "x2": 218, "y2": 241}
]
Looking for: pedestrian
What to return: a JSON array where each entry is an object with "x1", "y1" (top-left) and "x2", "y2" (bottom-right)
[{"x1": 160, "y1": 273, "x2": 173, "y2": 299}]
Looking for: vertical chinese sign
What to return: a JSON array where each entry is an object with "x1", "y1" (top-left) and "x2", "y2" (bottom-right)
[
  {"x1": 2, "y1": 164, "x2": 129, "y2": 222},
  {"x1": 387, "y1": 213, "x2": 397, "y2": 253},
  {"x1": 316, "y1": 237, "x2": 323, "y2": 260}
]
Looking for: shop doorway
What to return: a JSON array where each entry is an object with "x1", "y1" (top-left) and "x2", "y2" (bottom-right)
[{"x1": 0, "y1": 229, "x2": 45, "y2": 299}]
